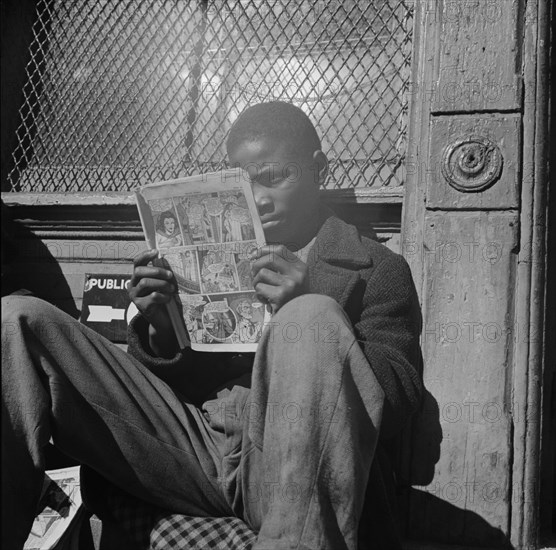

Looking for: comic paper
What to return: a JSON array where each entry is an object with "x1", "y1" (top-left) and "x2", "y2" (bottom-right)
[
  {"x1": 24, "y1": 467, "x2": 84, "y2": 550},
  {"x1": 135, "y1": 170, "x2": 268, "y2": 352}
]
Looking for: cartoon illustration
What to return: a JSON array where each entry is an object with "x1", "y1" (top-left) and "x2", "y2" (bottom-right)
[
  {"x1": 173, "y1": 191, "x2": 255, "y2": 247},
  {"x1": 178, "y1": 207, "x2": 194, "y2": 246},
  {"x1": 183, "y1": 304, "x2": 204, "y2": 343},
  {"x1": 235, "y1": 299, "x2": 263, "y2": 343},
  {"x1": 202, "y1": 307, "x2": 236, "y2": 341},
  {"x1": 178, "y1": 295, "x2": 207, "y2": 344},
  {"x1": 202, "y1": 195, "x2": 225, "y2": 243},
  {"x1": 235, "y1": 257, "x2": 253, "y2": 290},
  {"x1": 199, "y1": 248, "x2": 240, "y2": 293},
  {"x1": 223, "y1": 203, "x2": 256, "y2": 242},
  {"x1": 183, "y1": 251, "x2": 198, "y2": 283},
  {"x1": 141, "y1": 185, "x2": 263, "y2": 349},
  {"x1": 223, "y1": 204, "x2": 243, "y2": 242},
  {"x1": 201, "y1": 272, "x2": 221, "y2": 293},
  {"x1": 177, "y1": 195, "x2": 217, "y2": 244},
  {"x1": 155, "y1": 210, "x2": 183, "y2": 248},
  {"x1": 163, "y1": 251, "x2": 200, "y2": 293},
  {"x1": 234, "y1": 242, "x2": 258, "y2": 290}
]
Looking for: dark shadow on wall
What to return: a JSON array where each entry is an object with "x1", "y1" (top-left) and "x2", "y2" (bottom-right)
[
  {"x1": 400, "y1": 389, "x2": 515, "y2": 549},
  {"x1": 1, "y1": 202, "x2": 79, "y2": 318},
  {"x1": 3, "y1": 202, "x2": 82, "y2": 469},
  {"x1": 404, "y1": 488, "x2": 515, "y2": 549}
]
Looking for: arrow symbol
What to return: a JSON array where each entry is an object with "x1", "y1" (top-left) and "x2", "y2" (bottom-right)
[
  {"x1": 126, "y1": 302, "x2": 139, "y2": 325},
  {"x1": 87, "y1": 306, "x2": 126, "y2": 323}
]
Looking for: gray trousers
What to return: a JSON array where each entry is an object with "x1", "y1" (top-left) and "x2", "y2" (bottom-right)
[{"x1": 2, "y1": 294, "x2": 384, "y2": 550}]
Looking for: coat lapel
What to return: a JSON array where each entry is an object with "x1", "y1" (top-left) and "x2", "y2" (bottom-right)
[{"x1": 307, "y1": 210, "x2": 374, "y2": 309}]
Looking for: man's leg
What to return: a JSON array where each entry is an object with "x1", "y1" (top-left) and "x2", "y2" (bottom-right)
[
  {"x1": 2, "y1": 295, "x2": 232, "y2": 550},
  {"x1": 238, "y1": 294, "x2": 385, "y2": 550}
]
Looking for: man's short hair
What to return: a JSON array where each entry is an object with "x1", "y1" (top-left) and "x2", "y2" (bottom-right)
[{"x1": 226, "y1": 101, "x2": 321, "y2": 159}]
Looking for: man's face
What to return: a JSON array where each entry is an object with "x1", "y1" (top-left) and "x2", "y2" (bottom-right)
[{"x1": 228, "y1": 137, "x2": 320, "y2": 246}]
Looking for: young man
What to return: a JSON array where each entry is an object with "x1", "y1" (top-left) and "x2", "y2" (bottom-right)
[{"x1": 2, "y1": 102, "x2": 422, "y2": 549}]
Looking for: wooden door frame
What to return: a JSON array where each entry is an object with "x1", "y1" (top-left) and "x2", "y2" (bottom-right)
[{"x1": 402, "y1": 0, "x2": 552, "y2": 547}]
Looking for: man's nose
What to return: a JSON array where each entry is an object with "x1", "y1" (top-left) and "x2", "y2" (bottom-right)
[{"x1": 253, "y1": 184, "x2": 273, "y2": 214}]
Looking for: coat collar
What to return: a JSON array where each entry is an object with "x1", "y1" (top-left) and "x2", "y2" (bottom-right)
[
  {"x1": 308, "y1": 206, "x2": 373, "y2": 268},
  {"x1": 306, "y1": 207, "x2": 373, "y2": 308}
]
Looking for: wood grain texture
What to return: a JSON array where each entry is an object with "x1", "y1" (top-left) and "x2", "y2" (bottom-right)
[
  {"x1": 408, "y1": 211, "x2": 518, "y2": 546},
  {"x1": 510, "y1": 0, "x2": 552, "y2": 546},
  {"x1": 433, "y1": 0, "x2": 522, "y2": 112},
  {"x1": 398, "y1": 0, "x2": 547, "y2": 545}
]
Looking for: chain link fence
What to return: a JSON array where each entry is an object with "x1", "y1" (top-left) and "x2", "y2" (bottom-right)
[{"x1": 6, "y1": 0, "x2": 413, "y2": 193}]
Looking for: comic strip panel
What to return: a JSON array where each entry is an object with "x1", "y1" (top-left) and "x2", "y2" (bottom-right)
[
  {"x1": 198, "y1": 245, "x2": 240, "y2": 294},
  {"x1": 177, "y1": 294, "x2": 207, "y2": 346},
  {"x1": 161, "y1": 249, "x2": 201, "y2": 294},
  {"x1": 224, "y1": 292, "x2": 266, "y2": 344},
  {"x1": 148, "y1": 198, "x2": 185, "y2": 249},
  {"x1": 174, "y1": 195, "x2": 216, "y2": 245},
  {"x1": 174, "y1": 190, "x2": 256, "y2": 246},
  {"x1": 233, "y1": 241, "x2": 258, "y2": 291},
  {"x1": 220, "y1": 190, "x2": 256, "y2": 242},
  {"x1": 178, "y1": 292, "x2": 265, "y2": 345}
]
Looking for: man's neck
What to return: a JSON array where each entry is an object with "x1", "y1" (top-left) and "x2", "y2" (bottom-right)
[{"x1": 285, "y1": 212, "x2": 322, "y2": 251}]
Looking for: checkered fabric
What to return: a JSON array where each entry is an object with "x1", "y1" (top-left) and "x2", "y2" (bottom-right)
[
  {"x1": 105, "y1": 489, "x2": 160, "y2": 548},
  {"x1": 103, "y1": 483, "x2": 256, "y2": 550},
  {"x1": 150, "y1": 515, "x2": 256, "y2": 550}
]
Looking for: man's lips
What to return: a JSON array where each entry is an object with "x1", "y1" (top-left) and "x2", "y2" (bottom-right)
[{"x1": 260, "y1": 217, "x2": 281, "y2": 228}]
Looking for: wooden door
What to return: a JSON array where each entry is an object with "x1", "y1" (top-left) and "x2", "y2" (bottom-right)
[{"x1": 401, "y1": 0, "x2": 552, "y2": 548}]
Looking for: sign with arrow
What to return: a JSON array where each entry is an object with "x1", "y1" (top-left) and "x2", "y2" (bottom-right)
[{"x1": 80, "y1": 274, "x2": 139, "y2": 343}]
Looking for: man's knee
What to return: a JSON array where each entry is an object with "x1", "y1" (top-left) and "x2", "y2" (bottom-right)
[
  {"x1": 262, "y1": 294, "x2": 354, "y2": 354},
  {"x1": 2, "y1": 296, "x2": 70, "y2": 340},
  {"x1": 273, "y1": 294, "x2": 350, "y2": 328}
]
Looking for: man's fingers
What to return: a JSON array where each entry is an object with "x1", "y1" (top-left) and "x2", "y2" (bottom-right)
[
  {"x1": 248, "y1": 245, "x2": 273, "y2": 260},
  {"x1": 133, "y1": 249, "x2": 159, "y2": 268},
  {"x1": 249, "y1": 245, "x2": 297, "y2": 262},
  {"x1": 251, "y1": 253, "x2": 298, "y2": 277},
  {"x1": 252, "y1": 267, "x2": 283, "y2": 287},
  {"x1": 132, "y1": 277, "x2": 175, "y2": 298},
  {"x1": 131, "y1": 266, "x2": 173, "y2": 286},
  {"x1": 254, "y1": 282, "x2": 282, "y2": 309},
  {"x1": 135, "y1": 292, "x2": 172, "y2": 308},
  {"x1": 135, "y1": 293, "x2": 173, "y2": 320},
  {"x1": 251, "y1": 254, "x2": 281, "y2": 275}
]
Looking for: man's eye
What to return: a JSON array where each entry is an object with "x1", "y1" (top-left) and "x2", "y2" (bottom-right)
[
  {"x1": 284, "y1": 166, "x2": 301, "y2": 181},
  {"x1": 254, "y1": 175, "x2": 283, "y2": 187}
]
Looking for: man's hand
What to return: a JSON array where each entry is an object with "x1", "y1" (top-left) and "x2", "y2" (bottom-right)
[
  {"x1": 250, "y1": 245, "x2": 309, "y2": 314},
  {"x1": 129, "y1": 249, "x2": 178, "y2": 357}
]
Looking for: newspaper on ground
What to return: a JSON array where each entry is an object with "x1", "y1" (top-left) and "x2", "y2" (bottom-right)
[
  {"x1": 135, "y1": 169, "x2": 269, "y2": 352},
  {"x1": 24, "y1": 466, "x2": 84, "y2": 550}
]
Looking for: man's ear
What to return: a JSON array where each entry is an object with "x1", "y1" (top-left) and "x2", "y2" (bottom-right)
[{"x1": 311, "y1": 150, "x2": 328, "y2": 187}]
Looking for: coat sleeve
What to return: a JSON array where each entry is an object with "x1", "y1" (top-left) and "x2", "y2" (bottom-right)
[
  {"x1": 126, "y1": 314, "x2": 253, "y2": 402},
  {"x1": 126, "y1": 313, "x2": 194, "y2": 384},
  {"x1": 354, "y1": 253, "x2": 423, "y2": 438}
]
